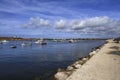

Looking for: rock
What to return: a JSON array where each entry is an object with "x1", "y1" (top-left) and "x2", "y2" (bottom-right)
[
  {"x1": 96, "y1": 49, "x2": 100, "y2": 52},
  {"x1": 78, "y1": 60, "x2": 84, "y2": 65},
  {"x1": 54, "y1": 72, "x2": 68, "y2": 80},
  {"x1": 78, "y1": 57, "x2": 83, "y2": 60},
  {"x1": 66, "y1": 66, "x2": 74, "y2": 71},
  {"x1": 74, "y1": 61, "x2": 79, "y2": 64},
  {"x1": 74, "y1": 64, "x2": 81, "y2": 69},
  {"x1": 82, "y1": 58, "x2": 89, "y2": 63},
  {"x1": 65, "y1": 71, "x2": 72, "y2": 76},
  {"x1": 89, "y1": 51, "x2": 96, "y2": 57},
  {"x1": 57, "y1": 68, "x2": 65, "y2": 72}
]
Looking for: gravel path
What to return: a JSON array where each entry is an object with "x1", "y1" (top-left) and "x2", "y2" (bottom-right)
[{"x1": 66, "y1": 40, "x2": 120, "y2": 80}]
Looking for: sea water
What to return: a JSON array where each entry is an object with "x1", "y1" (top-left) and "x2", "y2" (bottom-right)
[{"x1": 0, "y1": 40, "x2": 105, "y2": 80}]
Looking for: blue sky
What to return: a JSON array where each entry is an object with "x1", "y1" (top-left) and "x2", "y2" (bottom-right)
[{"x1": 0, "y1": 0, "x2": 120, "y2": 38}]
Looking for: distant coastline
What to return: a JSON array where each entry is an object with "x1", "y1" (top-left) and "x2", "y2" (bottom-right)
[
  {"x1": 0, "y1": 37, "x2": 32, "y2": 41},
  {"x1": 0, "y1": 36, "x2": 108, "y2": 41}
]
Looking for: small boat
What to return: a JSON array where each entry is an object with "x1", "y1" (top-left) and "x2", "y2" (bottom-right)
[
  {"x1": 35, "y1": 40, "x2": 43, "y2": 44},
  {"x1": 10, "y1": 46, "x2": 17, "y2": 48},
  {"x1": 69, "y1": 39, "x2": 75, "y2": 43},
  {"x1": 35, "y1": 39, "x2": 47, "y2": 45},
  {"x1": 1, "y1": 40, "x2": 8, "y2": 43},
  {"x1": 21, "y1": 42, "x2": 26, "y2": 47}
]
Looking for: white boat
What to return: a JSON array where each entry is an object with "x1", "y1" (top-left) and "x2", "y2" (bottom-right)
[
  {"x1": 69, "y1": 39, "x2": 75, "y2": 43},
  {"x1": 35, "y1": 39, "x2": 47, "y2": 45},
  {"x1": 35, "y1": 40, "x2": 41, "y2": 44},
  {"x1": 21, "y1": 42, "x2": 26, "y2": 46},
  {"x1": 1, "y1": 40, "x2": 8, "y2": 43}
]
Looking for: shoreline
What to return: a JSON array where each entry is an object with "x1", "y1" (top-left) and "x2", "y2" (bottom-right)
[
  {"x1": 54, "y1": 39, "x2": 120, "y2": 80},
  {"x1": 0, "y1": 37, "x2": 32, "y2": 41},
  {"x1": 0, "y1": 37, "x2": 108, "y2": 41}
]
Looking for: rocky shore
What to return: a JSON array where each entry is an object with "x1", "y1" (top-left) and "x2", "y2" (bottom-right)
[{"x1": 54, "y1": 39, "x2": 120, "y2": 80}]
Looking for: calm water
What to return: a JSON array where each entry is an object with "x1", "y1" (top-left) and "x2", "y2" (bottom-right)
[{"x1": 0, "y1": 40, "x2": 105, "y2": 80}]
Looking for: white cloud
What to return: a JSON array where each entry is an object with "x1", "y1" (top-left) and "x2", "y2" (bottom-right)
[
  {"x1": 22, "y1": 17, "x2": 50, "y2": 28},
  {"x1": 22, "y1": 16, "x2": 120, "y2": 35},
  {"x1": 30, "y1": 17, "x2": 50, "y2": 27},
  {"x1": 54, "y1": 20, "x2": 67, "y2": 29},
  {"x1": 71, "y1": 16, "x2": 110, "y2": 29},
  {"x1": 70, "y1": 16, "x2": 120, "y2": 34}
]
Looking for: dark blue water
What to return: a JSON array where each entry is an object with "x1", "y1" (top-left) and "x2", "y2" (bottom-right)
[{"x1": 0, "y1": 40, "x2": 105, "y2": 80}]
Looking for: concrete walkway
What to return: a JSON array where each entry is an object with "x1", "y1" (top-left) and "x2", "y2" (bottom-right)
[{"x1": 66, "y1": 40, "x2": 120, "y2": 80}]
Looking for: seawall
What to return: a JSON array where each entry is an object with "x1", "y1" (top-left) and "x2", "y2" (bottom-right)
[{"x1": 54, "y1": 39, "x2": 120, "y2": 80}]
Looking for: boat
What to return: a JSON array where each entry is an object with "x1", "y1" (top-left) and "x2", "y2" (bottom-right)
[
  {"x1": 21, "y1": 42, "x2": 26, "y2": 47},
  {"x1": 35, "y1": 40, "x2": 41, "y2": 44},
  {"x1": 10, "y1": 46, "x2": 17, "y2": 48},
  {"x1": 1, "y1": 40, "x2": 8, "y2": 43},
  {"x1": 69, "y1": 39, "x2": 75, "y2": 43},
  {"x1": 68, "y1": 39, "x2": 78, "y2": 43},
  {"x1": 35, "y1": 39, "x2": 47, "y2": 45}
]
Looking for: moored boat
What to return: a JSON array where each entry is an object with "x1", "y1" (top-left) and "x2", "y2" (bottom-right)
[
  {"x1": 10, "y1": 46, "x2": 17, "y2": 48},
  {"x1": 21, "y1": 42, "x2": 26, "y2": 47},
  {"x1": 1, "y1": 40, "x2": 8, "y2": 43},
  {"x1": 69, "y1": 39, "x2": 75, "y2": 43},
  {"x1": 35, "y1": 39, "x2": 47, "y2": 45}
]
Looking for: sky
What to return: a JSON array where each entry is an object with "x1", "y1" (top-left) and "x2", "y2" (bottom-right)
[{"x1": 0, "y1": 0, "x2": 120, "y2": 38}]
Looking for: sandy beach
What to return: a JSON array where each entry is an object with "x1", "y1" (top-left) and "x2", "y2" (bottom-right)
[{"x1": 55, "y1": 39, "x2": 120, "y2": 80}]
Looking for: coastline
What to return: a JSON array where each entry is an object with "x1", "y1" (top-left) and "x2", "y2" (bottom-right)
[
  {"x1": 0, "y1": 37, "x2": 32, "y2": 41},
  {"x1": 0, "y1": 37, "x2": 107, "y2": 41},
  {"x1": 54, "y1": 39, "x2": 120, "y2": 80}
]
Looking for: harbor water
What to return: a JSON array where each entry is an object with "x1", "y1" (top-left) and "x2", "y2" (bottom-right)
[{"x1": 0, "y1": 40, "x2": 105, "y2": 80}]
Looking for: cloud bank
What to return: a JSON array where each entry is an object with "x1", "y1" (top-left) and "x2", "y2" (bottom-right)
[
  {"x1": 22, "y1": 16, "x2": 120, "y2": 35},
  {"x1": 70, "y1": 16, "x2": 120, "y2": 34},
  {"x1": 71, "y1": 16, "x2": 109, "y2": 29},
  {"x1": 54, "y1": 20, "x2": 67, "y2": 29},
  {"x1": 22, "y1": 17, "x2": 50, "y2": 28}
]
